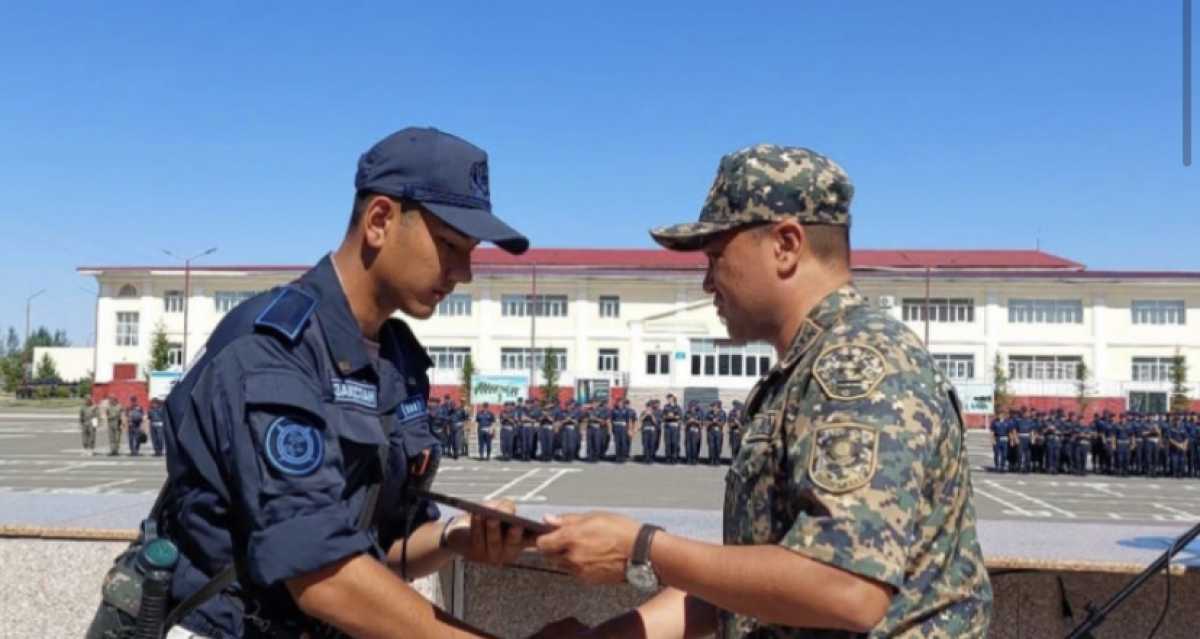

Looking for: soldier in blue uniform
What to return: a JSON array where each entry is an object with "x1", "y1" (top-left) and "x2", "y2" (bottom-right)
[
  {"x1": 990, "y1": 411, "x2": 1009, "y2": 472},
  {"x1": 498, "y1": 401, "x2": 516, "y2": 460},
  {"x1": 591, "y1": 401, "x2": 612, "y2": 462},
  {"x1": 1043, "y1": 417, "x2": 1061, "y2": 475},
  {"x1": 1188, "y1": 413, "x2": 1200, "y2": 478},
  {"x1": 148, "y1": 397, "x2": 167, "y2": 457},
  {"x1": 133, "y1": 128, "x2": 530, "y2": 638},
  {"x1": 475, "y1": 402, "x2": 495, "y2": 461},
  {"x1": 1015, "y1": 408, "x2": 1034, "y2": 473},
  {"x1": 638, "y1": 399, "x2": 660, "y2": 464},
  {"x1": 727, "y1": 399, "x2": 743, "y2": 461},
  {"x1": 705, "y1": 400, "x2": 726, "y2": 465},
  {"x1": 684, "y1": 400, "x2": 704, "y2": 465},
  {"x1": 523, "y1": 399, "x2": 543, "y2": 462},
  {"x1": 1168, "y1": 415, "x2": 1190, "y2": 478},
  {"x1": 448, "y1": 399, "x2": 467, "y2": 460},
  {"x1": 563, "y1": 401, "x2": 583, "y2": 461},
  {"x1": 661, "y1": 393, "x2": 683, "y2": 464},
  {"x1": 1029, "y1": 412, "x2": 1045, "y2": 473},
  {"x1": 1141, "y1": 416, "x2": 1162, "y2": 478},
  {"x1": 537, "y1": 401, "x2": 556, "y2": 461},
  {"x1": 610, "y1": 398, "x2": 634, "y2": 463},
  {"x1": 1114, "y1": 414, "x2": 1132, "y2": 476}
]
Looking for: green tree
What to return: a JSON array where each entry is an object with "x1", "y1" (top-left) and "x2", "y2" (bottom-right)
[
  {"x1": 0, "y1": 357, "x2": 22, "y2": 393},
  {"x1": 35, "y1": 353, "x2": 60, "y2": 382},
  {"x1": 4, "y1": 328, "x2": 19, "y2": 357},
  {"x1": 21, "y1": 326, "x2": 69, "y2": 365},
  {"x1": 992, "y1": 353, "x2": 1012, "y2": 415},
  {"x1": 539, "y1": 351, "x2": 560, "y2": 403},
  {"x1": 459, "y1": 353, "x2": 476, "y2": 407},
  {"x1": 148, "y1": 322, "x2": 171, "y2": 373},
  {"x1": 1075, "y1": 361, "x2": 1093, "y2": 417},
  {"x1": 1169, "y1": 351, "x2": 1191, "y2": 413}
]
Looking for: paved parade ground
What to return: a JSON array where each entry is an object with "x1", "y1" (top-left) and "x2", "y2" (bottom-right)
[
  {"x1": 7, "y1": 408, "x2": 1200, "y2": 567},
  {"x1": 6, "y1": 410, "x2": 1200, "y2": 525}
]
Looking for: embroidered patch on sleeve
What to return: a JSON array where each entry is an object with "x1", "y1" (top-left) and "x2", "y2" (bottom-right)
[
  {"x1": 813, "y1": 344, "x2": 888, "y2": 400},
  {"x1": 264, "y1": 417, "x2": 324, "y2": 476},
  {"x1": 808, "y1": 423, "x2": 880, "y2": 493}
]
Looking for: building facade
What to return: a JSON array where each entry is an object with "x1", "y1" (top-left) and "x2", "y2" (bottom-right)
[{"x1": 79, "y1": 248, "x2": 1200, "y2": 420}]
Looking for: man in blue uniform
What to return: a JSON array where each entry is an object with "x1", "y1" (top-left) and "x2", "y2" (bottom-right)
[
  {"x1": 148, "y1": 397, "x2": 167, "y2": 457},
  {"x1": 684, "y1": 400, "x2": 704, "y2": 465},
  {"x1": 990, "y1": 412, "x2": 1009, "y2": 472},
  {"x1": 499, "y1": 401, "x2": 516, "y2": 461},
  {"x1": 152, "y1": 128, "x2": 531, "y2": 638},
  {"x1": 705, "y1": 400, "x2": 726, "y2": 465},
  {"x1": 1189, "y1": 413, "x2": 1200, "y2": 478},
  {"x1": 562, "y1": 401, "x2": 582, "y2": 462},
  {"x1": 662, "y1": 394, "x2": 683, "y2": 464},
  {"x1": 637, "y1": 400, "x2": 660, "y2": 464},
  {"x1": 1015, "y1": 408, "x2": 1034, "y2": 473},
  {"x1": 538, "y1": 401, "x2": 556, "y2": 462},
  {"x1": 1114, "y1": 414, "x2": 1132, "y2": 476},
  {"x1": 476, "y1": 402, "x2": 495, "y2": 461},
  {"x1": 1043, "y1": 417, "x2": 1061, "y2": 475},
  {"x1": 727, "y1": 399, "x2": 743, "y2": 461},
  {"x1": 610, "y1": 398, "x2": 634, "y2": 463},
  {"x1": 448, "y1": 399, "x2": 468, "y2": 460}
]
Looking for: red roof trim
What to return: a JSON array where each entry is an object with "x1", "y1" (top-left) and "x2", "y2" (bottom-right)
[{"x1": 77, "y1": 248, "x2": 1088, "y2": 273}]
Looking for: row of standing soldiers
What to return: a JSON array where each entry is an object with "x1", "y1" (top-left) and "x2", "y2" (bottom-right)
[
  {"x1": 428, "y1": 394, "x2": 745, "y2": 464},
  {"x1": 990, "y1": 409, "x2": 1200, "y2": 478},
  {"x1": 78, "y1": 396, "x2": 166, "y2": 457}
]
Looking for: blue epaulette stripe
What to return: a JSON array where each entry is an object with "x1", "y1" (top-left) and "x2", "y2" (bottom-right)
[{"x1": 254, "y1": 287, "x2": 317, "y2": 343}]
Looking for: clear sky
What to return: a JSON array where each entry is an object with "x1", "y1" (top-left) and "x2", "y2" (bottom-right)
[{"x1": 0, "y1": 1, "x2": 1195, "y2": 346}]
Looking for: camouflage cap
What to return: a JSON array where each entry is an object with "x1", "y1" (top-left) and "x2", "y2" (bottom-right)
[{"x1": 650, "y1": 144, "x2": 853, "y2": 252}]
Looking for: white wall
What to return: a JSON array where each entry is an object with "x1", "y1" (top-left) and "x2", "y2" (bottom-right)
[{"x1": 31, "y1": 347, "x2": 94, "y2": 382}]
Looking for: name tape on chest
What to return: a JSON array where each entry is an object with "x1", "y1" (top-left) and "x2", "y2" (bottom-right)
[{"x1": 331, "y1": 379, "x2": 379, "y2": 409}]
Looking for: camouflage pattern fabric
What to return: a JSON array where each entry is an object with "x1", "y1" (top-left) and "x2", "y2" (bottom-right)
[
  {"x1": 651, "y1": 145, "x2": 854, "y2": 251},
  {"x1": 720, "y1": 284, "x2": 992, "y2": 638}
]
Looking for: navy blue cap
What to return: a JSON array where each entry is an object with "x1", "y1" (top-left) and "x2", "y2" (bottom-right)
[{"x1": 355, "y1": 127, "x2": 529, "y2": 255}]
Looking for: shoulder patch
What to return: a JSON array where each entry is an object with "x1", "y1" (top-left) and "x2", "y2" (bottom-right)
[
  {"x1": 813, "y1": 344, "x2": 888, "y2": 400},
  {"x1": 809, "y1": 423, "x2": 879, "y2": 493},
  {"x1": 255, "y1": 287, "x2": 317, "y2": 343},
  {"x1": 264, "y1": 417, "x2": 324, "y2": 476}
]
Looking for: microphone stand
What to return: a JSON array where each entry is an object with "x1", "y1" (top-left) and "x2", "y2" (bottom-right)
[{"x1": 1065, "y1": 520, "x2": 1200, "y2": 639}]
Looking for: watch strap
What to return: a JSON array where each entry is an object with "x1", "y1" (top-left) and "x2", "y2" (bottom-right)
[{"x1": 632, "y1": 524, "x2": 663, "y2": 565}]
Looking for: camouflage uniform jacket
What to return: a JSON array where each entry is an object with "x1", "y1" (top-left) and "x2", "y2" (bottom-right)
[{"x1": 720, "y1": 285, "x2": 992, "y2": 638}]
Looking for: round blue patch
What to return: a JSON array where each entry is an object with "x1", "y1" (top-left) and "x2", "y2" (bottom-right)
[{"x1": 264, "y1": 417, "x2": 323, "y2": 476}]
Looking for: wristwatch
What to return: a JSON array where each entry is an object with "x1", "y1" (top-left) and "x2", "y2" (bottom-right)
[{"x1": 625, "y1": 524, "x2": 663, "y2": 593}]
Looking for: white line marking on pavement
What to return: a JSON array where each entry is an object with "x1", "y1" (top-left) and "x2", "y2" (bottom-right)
[
  {"x1": 1107, "y1": 513, "x2": 1125, "y2": 520},
  {"x1": 89, "y1": 478, "x2": 137, "y2": 492},
  {"x1": 45, "y1": 462, "x2": 90, "y2": 474},
  {"x1": 973, "y1": 486, "x2": 1045, "y2": 517},
  {"x1": 981, "y1": 479, "x2": 1076, "y2": 518},
  {"x1": 1080, "y1": 483, "x2": 1124, "y2": 498},
  {"x1": 521, "y1": 468, "x2": 573, "y2": 501},
  {"x1": 1153, "y1": 503, "x2": 1200, "y2": 520},
  {"x1": 484, "y1": 469, "x2": 541, "y2": 501}
]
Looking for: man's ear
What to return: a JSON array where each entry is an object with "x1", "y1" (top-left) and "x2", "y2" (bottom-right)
[
  {"x1": 362, "y1": 196, "x2": 396, "y2": 249},
  {"x1": 773, "y1": 218, "x2": 806, "y2": 275}
]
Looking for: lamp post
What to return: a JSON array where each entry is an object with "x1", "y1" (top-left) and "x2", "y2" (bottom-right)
[
  {"x1": 163, "y1": 248, "x2": 217, "y2": 370},
  {"x1": 24, "y1": 289, "x2": 46, "y2": 381}
]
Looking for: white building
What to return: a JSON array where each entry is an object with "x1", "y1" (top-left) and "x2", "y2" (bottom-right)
[{"x1": 79, "y1": 248, "x2": 1200, "y2": 422}]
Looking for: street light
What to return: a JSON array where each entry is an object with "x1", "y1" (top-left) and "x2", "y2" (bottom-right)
[
  {"x1": 24, "y1": 289, "x2": 46, "y2": 380},
  {"x1": 162, "y1": 247, "x2": 217, "y2": 370}
]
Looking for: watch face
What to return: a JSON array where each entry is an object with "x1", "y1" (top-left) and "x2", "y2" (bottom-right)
[{"x1": 626, "y1": 563, "x2": 658, "y2": 591}]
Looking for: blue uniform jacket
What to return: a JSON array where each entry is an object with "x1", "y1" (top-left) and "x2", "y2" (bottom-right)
[{"x1": 161, "y1": 255, "x2": 441, "y2": 637}]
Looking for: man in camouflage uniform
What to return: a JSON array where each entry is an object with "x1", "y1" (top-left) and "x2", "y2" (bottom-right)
[
  {"x1": 79, "y1": 397, "x2": 97, "y2": 456},
  {"x1": 104, "y1": 393, "x2": 124, "y2": 456},
  {"x1": 535, "y1": 145, "x2": 991, "y2": 638}
]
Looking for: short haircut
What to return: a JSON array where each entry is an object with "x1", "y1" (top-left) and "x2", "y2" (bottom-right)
[
  {"x1": 803, "y1": 223, "x2": 851, "y2": 268},
  {"x1": 347, "y1": 192, "x2": 418, "y2": 234}
]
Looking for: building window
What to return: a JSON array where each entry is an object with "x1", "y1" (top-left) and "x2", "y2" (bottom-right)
[
  {"x1": 598, "y1": 349, "x2": 619, "y2": 372},
  {"x1": 167, "y1": 343, "x2": 184, "y2": 369},
  {"x1": 434, "y1": 294, "x2": 472, "y2": 317},
  {"x1": 901, "y1": 298, "x2": 975, "y2": 323},
  {"x1": 1131, "y1": 357, "x2": 1181, "y2": 382},
  {"x1": 427, "y1": 346, "x2": 471, "y2": 370},
  {"x1": 163, "y1": 290, "x2": 184, "y2": 313},
  {"x1": 1008, "y1": 299, "x2": 1083, "y2": 324},
  {"x1": 1007, "y1": 355, "x2": 1083, "y2": 381},
  {"x1": 932, "y1": 353, "x2": 975, "y2": 380},
  {"x1": 500, "y1": 348, "x2": 567, "y2": 371},
  {"x1": 598, "y1": 296, "x2": 620, "y2": 318},
  {"x1": 116, "y1": 312, "x2": 139, "y2": 347},
  {"x1": 501, "y1": 294, "x2": 569, "y2": 318},
  {"x1": 1131, "y1": 300, "x2": 1186, "y2": 325},
  {"x1": 645, "y1": 352, "x2": 670, "y2": 375},
  {"x1": 214, "y1": 290, "x2": 259, "y2": 314},
  {"x1": 116, "y1": 284, "x2": 138, "y2": 298},
  {"x1": 690, "y1": 339, "x2": 773, "y2": 378}
]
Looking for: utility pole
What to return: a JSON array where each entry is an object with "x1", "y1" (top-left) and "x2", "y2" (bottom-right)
[
  {"x1": 24, "y1": 289, "x2": 46, "y2": 380},
  {"x1": 163, "y1": 247, "x2": 217, "y2": 370},
  {"x1": 529, "y1": 263, "x2": 537, "y2": 399},
  {"x1": 924, "y1": 266, "x2": 931, "y2": 347}
]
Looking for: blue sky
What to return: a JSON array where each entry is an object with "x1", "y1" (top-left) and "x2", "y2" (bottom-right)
[{"x1": 0, "y1": 1, "x2": 1195, "y2": 346}]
